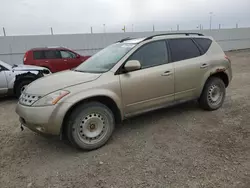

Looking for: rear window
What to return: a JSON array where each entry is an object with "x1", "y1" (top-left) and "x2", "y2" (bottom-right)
[
  {"x1": 44, "y1": 50, "x2": 61, "y2": 59},
  {"x1": 33, "y1": 51, "x2": 45, "y2": 60},
  {"x1": 194, "y1": 38, "x2": 212, "y2": 54},
  {"x1": 168, "y1": 38, "x2": 201, "y2": 62}
]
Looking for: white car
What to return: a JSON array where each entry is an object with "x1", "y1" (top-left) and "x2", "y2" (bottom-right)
[{"x1": 0, "y1": 60, "x2": 50, "y2": 97}]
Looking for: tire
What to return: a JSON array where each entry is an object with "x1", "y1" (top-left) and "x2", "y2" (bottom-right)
[
  {"x1": 199, "y1": 77, "x2": 226, "y2": 111},
  {"x1": 66, "y1": 102, "x2": 115, "y2": 150},
  {"x1": 15, "y1": 79, "x2": 33, "y2": 98}
]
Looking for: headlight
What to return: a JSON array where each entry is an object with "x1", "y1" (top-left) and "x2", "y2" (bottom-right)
[{"x1": 32, "y1": 90, "x2": 69, "y2": 107}]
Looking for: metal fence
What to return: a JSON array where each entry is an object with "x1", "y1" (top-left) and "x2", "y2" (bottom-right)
[{"x1": 1, "y1": 28, "x2": 250, "y2": 65}]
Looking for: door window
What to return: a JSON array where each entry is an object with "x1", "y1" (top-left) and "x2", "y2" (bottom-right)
[
  {"x1": 128, "y1": 41, "x2": 168, "y2": 69},
  {"x1": 168, "y1": 39, "x2": 201, "y2": 62},
  {"x1": 60, "y1": 51, "x2": 76, "y2": 59},
  {"x1": 33, "y1": 51, "x2": 45, "y2": 60},
  {"x1": 44, "y1": 50, "x2": 61, "y2": 59}
]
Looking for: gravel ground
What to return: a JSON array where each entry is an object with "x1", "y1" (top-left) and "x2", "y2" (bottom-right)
[{"x1": 0, "y1": 50, "x2": 250, "y2": 188}]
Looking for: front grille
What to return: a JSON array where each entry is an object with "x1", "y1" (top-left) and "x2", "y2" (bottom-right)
[{"x1": 19, "y1": 93, "x2": 41, "y2": 106}]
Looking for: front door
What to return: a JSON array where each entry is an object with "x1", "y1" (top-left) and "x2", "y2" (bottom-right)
[
  {"x1": 119, "y1": 40, "x2": 175, "y2": 116},
  {"x1": 0, "y1": 68, "x2": 8, "y2": 94},
  {"x1": 60, "y1": 50, "x2": 81, "y2": 69}
]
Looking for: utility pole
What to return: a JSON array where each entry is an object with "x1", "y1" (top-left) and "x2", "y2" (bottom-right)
[
  {"x1": 90, "y1": 26, "x2": 93, "y2": 34},
  {"x1": 3, "y1": 27, "x2": 6, "y2": 36},
  {"x1": 50, "y1": 27, "x2": 54, "y2": 35},
  {"x1": 219, "y1": 24, "x2": 221, "y2": 29},
  {"x1": 209, "y1": 12, "x2": 213, "y2": 30},
  {"x1": 236, "y1": 22, "x2": 239, "y2": 28},
  {"x1": 153, "y1": 24, "x2": 155, "y2": 32},
  {"x1": 177, "y1": 24, "x2": 179, "y2": 31}
]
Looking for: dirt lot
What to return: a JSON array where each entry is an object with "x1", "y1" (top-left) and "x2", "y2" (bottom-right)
[{"x1": 1, "y1": 50, "x2": 250, "y2": 188}]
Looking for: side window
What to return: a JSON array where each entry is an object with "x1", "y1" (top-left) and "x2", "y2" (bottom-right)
[
  {"x1": 60, "y1": 51, "x2": 76, "y2": 59},
  {"x1": 193, "y1": 38, "x2": 212, "y2": 54},
  {"x1": 44, "y1": 50, "x2": 61, "y2": 59},
  {"x1": 128, "y1": 41, "x2": 168, "y2": 68},
  {"x1": 33, "y1": 51, "x2": 45, "y2": 60},
  {"x1": 168, "y1": 39, "x2": 201, "y2": 62}
]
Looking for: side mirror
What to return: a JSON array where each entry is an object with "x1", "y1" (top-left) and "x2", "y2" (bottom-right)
[
  {"x1": 76, "y1": 54, "x2": 81, "y2": 59},
  {"x1": 124, "y1": 60, "x2": 141, "y2": 72}
]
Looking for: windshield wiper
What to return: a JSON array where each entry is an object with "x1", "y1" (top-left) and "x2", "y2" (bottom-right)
[{"x1": 12, "y1": 64, "x2": 18, "y2": 68}]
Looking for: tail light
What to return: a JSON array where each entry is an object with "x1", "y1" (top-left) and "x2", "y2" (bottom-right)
[{"x1": 23, "y1": 52, "x2": 28, "y2": 63}]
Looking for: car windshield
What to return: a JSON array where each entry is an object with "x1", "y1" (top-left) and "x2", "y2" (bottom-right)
[
  {"x1": 0, "y1": 60, "x2": 12, "y2": 70},
  {"x1": 75, "y1": 43, "x2": 136, "y2": 73}
]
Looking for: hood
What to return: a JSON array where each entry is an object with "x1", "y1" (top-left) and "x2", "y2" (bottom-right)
[
  {"x1": 26, "y1": 70, "x2": 101, "y2": 95},
  {"x1": 13, "y1": 64, "x2": 48, "y2": 71}
]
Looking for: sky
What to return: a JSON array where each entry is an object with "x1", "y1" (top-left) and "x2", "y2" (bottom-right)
[{"x1": 0, "y1": 0, "x2": 250, "y2": 36}]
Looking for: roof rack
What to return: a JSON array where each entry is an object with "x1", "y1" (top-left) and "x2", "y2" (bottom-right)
[
  {"x1": 143, "y1": 32, "x2": 204, "y2": 42},
  {"x1": 117, "y1": 37, "x2": 134, "y2": 43}
]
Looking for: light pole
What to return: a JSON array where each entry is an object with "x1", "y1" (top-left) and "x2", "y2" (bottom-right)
[
  {"x1": 50, "y1": 27, "x2": 54, "y2": 35},
  {"x1": 3, "y1": 27, "x2": 6, "y2": 36},
  {"x1": 103, "y1": 24, "x2": 106, "y2": 33},
  {"x1": 209, "y1": 12, "x2": 213, "y2": 30}
]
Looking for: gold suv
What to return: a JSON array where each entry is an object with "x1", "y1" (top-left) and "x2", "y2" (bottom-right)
[{"x1": 16, "y1": 33, "x2": 232, "y2": 150}]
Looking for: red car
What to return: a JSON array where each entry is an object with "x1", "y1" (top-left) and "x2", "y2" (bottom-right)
[{"x1": 23, "y1": 47, "x2": 90, "y2": 73}]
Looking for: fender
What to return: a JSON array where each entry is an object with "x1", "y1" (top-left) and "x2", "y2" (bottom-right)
[
  {"x1": 63, "y1": 88, "x2": 123, "y2": 119},
  {"x1": 13, "y1": 71, "x2": 44, "y2": 93},
  {"x1": 196, "y1": 66, "x2": 229, "y2": 97}
]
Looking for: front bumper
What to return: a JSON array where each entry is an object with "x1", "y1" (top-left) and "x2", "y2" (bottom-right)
[{"x1": 16, "y1": 102, "x2": 71, "y2": 135}]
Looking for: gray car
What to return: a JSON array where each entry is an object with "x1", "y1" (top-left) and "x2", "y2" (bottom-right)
[
  {"x1": 0, "y1": 60, "x2": 50, "y2": 97},
  {"x1": 16, "y1": 33, "x2": 232, "y2": 150}
]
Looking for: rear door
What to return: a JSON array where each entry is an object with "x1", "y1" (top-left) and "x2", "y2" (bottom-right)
[
  {"x1": 119, "y1": 40, "x2": 175, "y2": 116},
  {"x1": 44, "y1": 50, "x2": 67, "y2": 72},
  {"x1": 60, "y1": 50, "x2": 81, "y2": 69},
  {"x1": 0, "y1": 66, "x2": 8, "y2": 94},
  {"x1": 168, "y1": 38, "x2": 209, "y2": 101}
]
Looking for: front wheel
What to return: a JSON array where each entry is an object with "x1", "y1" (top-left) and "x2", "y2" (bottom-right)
[
  {"x1": 199, "y1": 77, "x2": 226, "y2": 111},
  {"x1": 15, "y1": 80, "x2": 33, "y2": 98},
  {"x1": 66, "y1": 102, "x2": 115, "y2": 150}
]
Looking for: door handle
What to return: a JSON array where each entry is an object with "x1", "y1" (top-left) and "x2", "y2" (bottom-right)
[
  {"x1": 64, "y1": 60, "x2": 67, "y2": 62},
  {"x1": 45, "y1": 61, "x2": 49, "y2": 63},
  {"x1": 200, "y1": 63, "x2": 209, "y2": 69},
  {"x1": 161, "y1": 71, "x2": 172, "y2": 76}
]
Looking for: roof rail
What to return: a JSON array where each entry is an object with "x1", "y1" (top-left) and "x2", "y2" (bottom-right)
[
  {"x1": 143, "y1": 32, "x2": 204, "y2": 42},
  {"x1": 116, "y1": 37, "x2": 134, "y2": 43}
]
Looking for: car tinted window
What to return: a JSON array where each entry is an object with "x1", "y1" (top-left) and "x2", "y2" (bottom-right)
[
  {"x1": 33, "y1": 51, "x2": 45, "y2": 60},
  {"x1": 128, "y1": 41, "x2": 168, "y2": 68},
  {"x1": 60, "y1": 51, "x2": 76, "y2": 58},
  {"x1": 44, "y1": 50, "x2": 61, "y2": 59},
  {"x1": 168, "y1": 39, "x2": 201, "y2": 62},
  {"x1": 194, "y1": 38, "x2": 212, "y2": 54}
]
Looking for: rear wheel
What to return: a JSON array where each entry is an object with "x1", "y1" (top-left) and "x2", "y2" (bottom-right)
[
  {"x1": 66, "y1": 102, "x2": 115, "y2": 150},
  {"x1": 199, "y1": 77, "x2": 226, "y2": 111}
]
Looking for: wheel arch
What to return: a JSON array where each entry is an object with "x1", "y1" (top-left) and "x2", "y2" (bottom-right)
[
  {"x1": 60, "y1": 95, "x2": 122, "y2": 140},
  {"x1": 13, "y1": 72, "x2": 40, "y2": 95},
  {"x1": 199, "y1": 71, "x2": 229, "y2": 98}
]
